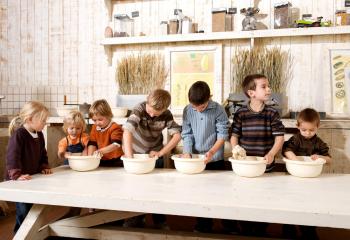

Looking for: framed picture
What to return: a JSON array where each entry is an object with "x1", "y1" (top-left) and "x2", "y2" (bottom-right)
[
  {"x1": 330, "y1": 49, "x2": 350, "y2": 115},
  {"x1": 165, "y1": 44, "x2": 222, "y2": 114}
]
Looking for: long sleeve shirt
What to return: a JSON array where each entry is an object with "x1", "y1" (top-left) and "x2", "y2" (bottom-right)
[
  {"x1": 181, "y1": 100, "x2": 229, "y2": 162},
  {"x1": 123, "y1": 102, "x2": 181, "y2": 153},
  {"x1": 6, "y1": 127, "x2": 49, "y2": 180}
]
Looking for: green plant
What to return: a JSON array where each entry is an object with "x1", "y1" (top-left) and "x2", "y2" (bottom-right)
[
  {"x1": 231, "y1": 46, "x2": 293, "y2": 93},
  {"x1": 116, "y1": 53, "x2": 168, "y2": 94}
]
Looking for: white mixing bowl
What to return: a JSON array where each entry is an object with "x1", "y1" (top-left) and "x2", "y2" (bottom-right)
[
  {"x1": 67, "y1": 155, "x2": 101, "y2": 171},
  {"x1": 111, "y1": 107, "x2": 128, "y2": 117},
  {"x1": 55, "y1": 106, "x2": 78, "y2": 117},
  {"x1": 229, "y1": 156, "x2": 267, "y2": 177},
  {"x1": 121, "y1": 154, "x2": 157, "y2": 174},
  {"x1": 284, "y1": 156, "x2": 326, "y2": 178},
  {"x1": 171, "y1": 154, "x2": 206, "y2": 174}
]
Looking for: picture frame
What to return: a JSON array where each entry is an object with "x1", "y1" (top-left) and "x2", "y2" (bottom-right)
[
  {"x1": 329, "y1": 49, "x2": 350, "y2": 116},
  {"x1": 164, "y1": 44, "x2": 223, "y2": 115}
]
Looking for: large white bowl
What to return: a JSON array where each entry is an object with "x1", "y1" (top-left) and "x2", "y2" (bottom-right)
[
  {"x1": 171, "y1": 154, "x2": 206, "y2": 174},
  {"x1": 111, "y1": 107, "x2": 128, "y2": 117},
  {"x1": 228, "y1": 156, "x2": 267, "y2": 177},
  {"x1": 67, "y1": 155, "x2": 101, "y2": 172},
  {"x1": 121, "y1": 154, "x2": 157, "y2": 174},
  {"x1": 283, "y1": 156, "x2": 326, "y2": 178},
  {"x1": 56, "y1": 106, "x2": 78, "y2": 117}
]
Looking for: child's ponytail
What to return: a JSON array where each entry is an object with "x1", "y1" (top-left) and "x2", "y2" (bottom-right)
[{"x1": 9, "y1": 116, "x2": 23, "y2": 136}]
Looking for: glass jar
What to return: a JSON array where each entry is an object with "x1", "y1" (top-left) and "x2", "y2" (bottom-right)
[
  {"x1": 113, "y1": 14, "x2": 134, "y2": 37},
  {"x1": 274, "y1": 2, "x2": 292, "y2": 29},
  {"x1": 160, "y1": 21, "x2": 169, "y2": 35}
]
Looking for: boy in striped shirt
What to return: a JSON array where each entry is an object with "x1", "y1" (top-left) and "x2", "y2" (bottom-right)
[
  {"x1": 123, "y1": 89, "x2": 181, "y2": 229},
  {"x1": 230, "y1": 74, "x2": 285, "y2": 236},
  {"x1": 230, "y1": 74, "x2": 285, "y2": 172}
]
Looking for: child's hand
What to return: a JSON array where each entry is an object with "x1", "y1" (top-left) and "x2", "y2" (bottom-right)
[
  {"x1": 310, "y1": 154, "x2": 320, "y2": 160},
  {"x1": 264, "y1": 152, "x2": 275, "y2": 164},
  {"x1": 17, "y1": 174, "x2": 32, "y2": 181},
  {"x1": 149, "y1": 151, "x2": 161, "y2": 158},
  {"x1": 64, "y1": 152, "x2": 71, "y2": 158},
  {"x1": 93, "y1": 151, "x2": 103, "y2": 158},
  {"x1": 41, "y1": 168, "x2": 52, "y2": 174},
  {"x1": 204, "y1": 151, "x2": 214, "y2": 164},
  {"x1": 180, "y1": 153, "x2": 192, "y2": 158}
]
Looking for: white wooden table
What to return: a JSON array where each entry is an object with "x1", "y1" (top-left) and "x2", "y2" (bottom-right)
[{"x1": 0, "y1": 167, "x2": 350, "y2": 239}]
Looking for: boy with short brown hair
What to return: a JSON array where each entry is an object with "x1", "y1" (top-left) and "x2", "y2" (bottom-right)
[
  {"x1": 122, "y1": 89, "x2": 181, "y2": 229},
  {"x1": 283, "y1": 108, "x2": 331, "y2": 163}
]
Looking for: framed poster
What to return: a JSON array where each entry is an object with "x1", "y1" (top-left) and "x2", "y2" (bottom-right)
[
  {"x1": 165, "y1": 45, "x2": 222, "y2": 114},
  {"x1": 330, "y1": 49, "x2": 350, "y2": 115}
]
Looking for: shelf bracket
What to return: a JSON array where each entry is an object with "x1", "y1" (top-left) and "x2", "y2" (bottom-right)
[
  {"x1": 250, "y1": 37, "x2": 255, "y2": 48},
  {"x1": 104, "y1": 45, "x2": 113, "y2": 66}
]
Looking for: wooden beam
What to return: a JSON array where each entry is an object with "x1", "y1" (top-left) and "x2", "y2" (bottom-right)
[
  {"x1": 14, "y1": 204, "x2": 50, "y2": 240},
  {"x1": 49, "y1": 225, "x2": 268, "y2": 240},
  {"x1": 52, "y1": 210, "x2": 144, "y2": 228}
]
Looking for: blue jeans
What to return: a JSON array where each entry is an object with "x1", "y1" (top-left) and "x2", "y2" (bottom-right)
[{"x1": 14, "y1": 202, "x2": 33, "y2": 233}]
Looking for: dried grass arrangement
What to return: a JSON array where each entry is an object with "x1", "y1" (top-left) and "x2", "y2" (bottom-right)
[
  {"x1": 231, "y1": 46, "x2": 293, "y2": 93},
  {"x1": 116, "y1": 53, "x2": 167, "y2": 94}
]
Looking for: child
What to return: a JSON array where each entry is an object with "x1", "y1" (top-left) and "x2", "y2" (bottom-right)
[
  {"x1": 283, "y1": 108, "x2": 331, "y2": 163},
  {"x1": 87, "y1": 99, "x2": 123, "y2": 167},
  {"x1": 6, "y1": 101, "x2": 52, "y2": 233},
  {"x1": 123, "y1": 89, "x2": 181, "y2": 229},
  {"x1": 58, "y1": 110, "x2": 89, "y2": 164},
  {"x1": 181, "y1": 81, "x2": 235, "y2": 233},
  {"x1": 230, "y1": 74, "x2": 285, "y2": 236},
  {"x1": 282, "y1": 108, "x2": 331, "y2": 239},
  {"x1": 230, "y1": 74, "x2": 285, "y2": 171}
]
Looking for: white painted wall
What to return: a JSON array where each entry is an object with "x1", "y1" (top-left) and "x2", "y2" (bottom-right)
[{"x1": 0, "y1": 0, "x2": 349, "y2": 116}]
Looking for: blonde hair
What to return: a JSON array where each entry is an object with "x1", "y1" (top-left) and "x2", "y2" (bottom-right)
[
  {"x1": 147, "y1": 89, "x2": 171, "y2": 111},
  {"x1": 89, "y1": 99, "x2": 113, "y2": 119},
  {"x1": 62, "y1": 110, "x2": 86, "y2": 134},
  {"x1": 9, "y1": 101, "x2": 49, "y2": 136}
]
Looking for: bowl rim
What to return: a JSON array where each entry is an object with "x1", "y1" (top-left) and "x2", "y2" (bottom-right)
[
  {"x1": 121, "y1": 154, "x2": 157, "y2": 162},
  {"x1": 171, "y1": 154, "x2": 205, "y2": 162},
  {"x1": 228, "y1": 156, "x2": 267, "y2": 164},
  {"x1": 67, "y1": 155, "x2": 101, "y2": 160},
  {"x1": 283, "y1": 157, "x2": 326, "y2": 165}
]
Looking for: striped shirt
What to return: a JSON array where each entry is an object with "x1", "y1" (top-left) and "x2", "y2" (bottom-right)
[
  {"x1": 182, "y1": 100, "x2": 229, "y2": 162},
  {"x1": 123, "y1": 102, "x2": 181, "y2": 153},
  {"x1": 231, "y1": 104, "x2": 285, "y2": 157}
]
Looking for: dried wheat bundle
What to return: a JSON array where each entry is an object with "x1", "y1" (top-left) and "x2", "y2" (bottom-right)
[
  {"x1": 231, "y1": 46, "x2": 293, "y2": 94},
  {"x1": 116, "y1": 53, "x2": 168, "y2": 94}
]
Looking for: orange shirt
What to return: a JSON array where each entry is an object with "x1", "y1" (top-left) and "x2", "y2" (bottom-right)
[
  {"x1": 89, "y1": 122, "x2": 123, "y2": 160},
  {"x1": 58, "y1": 133, "x2": 89, "y2": 153}
]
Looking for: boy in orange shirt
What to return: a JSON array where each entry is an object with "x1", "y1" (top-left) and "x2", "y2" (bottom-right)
[{"x1": 87, "y1": 99, "x2": 123, "y2": 167}]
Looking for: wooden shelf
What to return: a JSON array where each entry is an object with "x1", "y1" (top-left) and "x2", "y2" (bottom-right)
[{"x1": 101, "y1": 26, "x2": 350, "y2": 46}]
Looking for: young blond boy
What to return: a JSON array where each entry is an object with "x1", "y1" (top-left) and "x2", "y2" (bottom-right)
[{"x1": 122, "y1": 89, "x2": 181, "y2": 229}]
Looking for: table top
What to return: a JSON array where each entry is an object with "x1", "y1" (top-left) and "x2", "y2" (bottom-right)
[{"x1": 1, "y1": 167, "x2": 350, "y2": 228}]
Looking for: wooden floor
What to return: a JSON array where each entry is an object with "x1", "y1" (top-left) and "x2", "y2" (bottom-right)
[{"x1": 1, "y1": 202, "x2": 350, "y2": 240}]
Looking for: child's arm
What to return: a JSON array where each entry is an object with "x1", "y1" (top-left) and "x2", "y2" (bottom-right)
[
  {"x1": 123, "y1": 129, "x2": 134, "y2": 158},
  {"x1": 97, "y1": 124, "x2": 123, "y2": 156},
  {"x1": 311, "y1": 154, "x2": 331, "y2": 163},
  {"x1": 181, "y1": 107, "x2": 194, "y2": 155},
  {"x1": 310, "y1": 138, "x2": 332, "y2": 164},
  {"x1": 205, "y1": 138, "x2": 225, "y2": 164},
  {"x1": 284, "y1": 151, "x2": 298, "y2": 160},
  {"x1": 150, "y1": 132, "x2": 181, "y2": 158},
  {"x1": 265, "y1": 135, "x2": 284, "y2": 164},
  {"x1": 230, "y1": 135, "x2": 239, "y2": 146}
]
